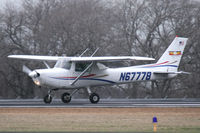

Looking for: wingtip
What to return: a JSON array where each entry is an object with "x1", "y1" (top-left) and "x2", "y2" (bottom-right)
[
  {"x1": 7, "y1": 55, "x2": 14, "y2": 58},
  {"x1": 145, "y1": 57, "x2": 155, "y2": 61},
  {"x1": 150, "y1": 58, "x2": 155, "y2": 61}
]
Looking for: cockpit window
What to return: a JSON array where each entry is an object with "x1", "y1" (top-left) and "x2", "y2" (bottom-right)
[
  {"x1": 75, "y1": 62, "x2": 90, "y2": 72},
  {"x1": 54, "y1": 59, "x2": 71, "y2": 69}
]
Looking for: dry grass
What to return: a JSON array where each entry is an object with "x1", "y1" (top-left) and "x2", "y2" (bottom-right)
[{"x1": 0, "y1": 108, "x2": 200, "y2": 132}]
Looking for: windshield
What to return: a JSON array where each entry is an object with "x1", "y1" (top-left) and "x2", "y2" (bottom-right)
[{"x1": 54, "y1": 59, "x2": 71, "y2": 69}]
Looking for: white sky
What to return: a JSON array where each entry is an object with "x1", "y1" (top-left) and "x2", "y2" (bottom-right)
[
  {"x1": 0, "y1": 0, "x2": 200, "y2": 11},
  {"x1": 0, "y1": 0, "x2": 22, "y2": 10}
]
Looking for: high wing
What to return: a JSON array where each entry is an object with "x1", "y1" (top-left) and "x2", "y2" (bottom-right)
[
  {"x1": 8, "y1": 55, "x2": 65, "y2": 61},
  {"x1": 8, "y1": 55, "x2": 155, "y2": 62},
  {"x1": 70, "y1": 56, "x2": 155, "y2": 62}
]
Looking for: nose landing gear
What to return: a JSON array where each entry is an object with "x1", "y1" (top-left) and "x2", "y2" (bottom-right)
[
  {"x1": 43, "y1": 94, "x2": 52, "y2": 104},
  {"x1": 43, "y1": 89, "x2": 58, "y2": 104}
]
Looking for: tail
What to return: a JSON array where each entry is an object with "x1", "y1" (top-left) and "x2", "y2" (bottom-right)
[{"x1": 156, "y1": 37, "x2": 188, "y2": 72}]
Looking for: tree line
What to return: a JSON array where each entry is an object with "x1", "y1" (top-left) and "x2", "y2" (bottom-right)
[{"x1": 0, "y1": 0, "x2": 200, "y2": 99}]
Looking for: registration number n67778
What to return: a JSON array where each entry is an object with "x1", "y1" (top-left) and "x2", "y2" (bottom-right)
[{"x1": 119, "y1": 72, "x2": 151, "y2": 81}]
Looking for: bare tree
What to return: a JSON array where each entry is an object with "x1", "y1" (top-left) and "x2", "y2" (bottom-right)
[{"x1": 0, "y1": 0, "x2": 200, "y2": 98}]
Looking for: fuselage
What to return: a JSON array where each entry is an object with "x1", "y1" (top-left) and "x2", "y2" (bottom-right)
[{"x1": 34, "y1": 62, "x2": 176, "y2": 89}]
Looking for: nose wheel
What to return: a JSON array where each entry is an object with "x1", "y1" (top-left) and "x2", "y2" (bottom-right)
[
  {"x1": 43, "y1": 94, "x2": 52, "y2": 104},
  {"x1": 43, "y1": 89, "x2": 58, "y2": 104}
]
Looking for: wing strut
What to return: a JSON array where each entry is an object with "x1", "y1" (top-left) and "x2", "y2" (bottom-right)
[
  {"x1": 70, "y1": 62, "x2": 94, "y2": 86},
  {"x1": 43, "y1": 61, "x2": 50, "y2": 69},
  {"x1": 79, "y1": 48, "x2": 89, "y2": 57},
  {"x1": 91, "y1": 48, "x2": 99, "y2": 57},
  {"x1": 70, "y1": 48, "x2": 99, "y2": 86}
]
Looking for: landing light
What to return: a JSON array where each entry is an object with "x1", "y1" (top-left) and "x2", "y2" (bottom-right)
[{"x1": 34, "y1": 80, "x2": 40, "y2": 86}]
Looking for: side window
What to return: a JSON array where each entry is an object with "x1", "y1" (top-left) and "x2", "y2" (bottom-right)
[
  {"x1": 63, "y1": 61, "x2": 71, "y2": 70},
  {"x1": 75, "y1": 62, "x2": 90, "y2": 72}
]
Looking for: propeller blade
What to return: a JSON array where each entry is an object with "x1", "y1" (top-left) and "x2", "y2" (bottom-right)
[
  {"x1": 23, "y1": 65, "x2": 31, "y2": 74},
  {"x1": 23, "y1": 65, "x2": 40, "y2": 78}
]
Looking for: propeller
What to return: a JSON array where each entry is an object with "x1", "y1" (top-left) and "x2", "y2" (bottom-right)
[
  {"x1": 23, "y1": 65, "x2": 31, "y2": 74},
  {"x1": 22, "y1": 65, "x2": 40, "y2": 78}
]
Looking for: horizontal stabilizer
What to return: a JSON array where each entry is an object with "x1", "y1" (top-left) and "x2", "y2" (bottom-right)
[{"x1": 154, "y1": 71, "x2": 190, "y2": 74}]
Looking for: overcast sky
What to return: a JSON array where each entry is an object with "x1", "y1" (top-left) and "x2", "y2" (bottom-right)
[
  {"x1": 0, "y1": 0, "x2": 200, "y2": 10},
  {"x1": 0, "y1": 0, "x2": 22, "y2": 10}
]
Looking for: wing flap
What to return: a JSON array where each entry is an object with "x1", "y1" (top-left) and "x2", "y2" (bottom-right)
[{"x1": 70, "y1": 56, "x2": 155, "y2": 62}]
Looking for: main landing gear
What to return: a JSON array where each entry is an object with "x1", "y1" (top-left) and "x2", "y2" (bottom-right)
[
  {"x1": 61, "y1": 92, "x2": 71, "y2": 103},
  {"x1": 87, "y1": 87, "x2": 100, "y2": 104},
  {"x1": 89, "y1": 93, "x2": 100, "y2": 104},
  {"x1": 43, "y1": 87, "x2": 100, "y2": 104}
]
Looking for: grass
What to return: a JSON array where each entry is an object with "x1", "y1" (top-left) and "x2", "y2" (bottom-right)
[{"x1": 0, "y1": 108, "x2": 200, "y2": 132}]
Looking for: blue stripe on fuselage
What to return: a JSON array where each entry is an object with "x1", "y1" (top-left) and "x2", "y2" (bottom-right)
[
  {"x1": 50, "y1": 77, "x2": 116, "y2": 84},
  {"x1": 141, "y1": 65, "x2": 178, "y2": 68}
]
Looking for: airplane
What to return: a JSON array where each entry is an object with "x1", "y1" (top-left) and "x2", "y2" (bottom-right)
[{"x1": 8, "y1": 36, "x2": 189, "y2": 104}]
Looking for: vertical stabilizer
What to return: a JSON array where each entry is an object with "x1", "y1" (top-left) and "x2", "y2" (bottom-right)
[{"x1": 156, "y1": 37, "x2": 188, "y2": 72}]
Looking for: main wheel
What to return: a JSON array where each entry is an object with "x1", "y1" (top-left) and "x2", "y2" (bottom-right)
[
  {"x1": 89, "y1": 93, "x2": 100, "y2": 104},
  {"x1": 44, "y1": 95, "x2": 52, "y2": 104},
  {"x1": 61, "y1": 92, "x2": 71, "y2": 103}
]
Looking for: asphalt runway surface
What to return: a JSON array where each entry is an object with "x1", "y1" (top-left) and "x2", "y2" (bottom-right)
[{"x1": 0, "y1": 98, "x2": 200, "y2": 108}]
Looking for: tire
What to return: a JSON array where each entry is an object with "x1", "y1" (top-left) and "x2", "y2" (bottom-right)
[
  {"x1": 44, "y1": 95, "x2": 52, "y2": 104},
  {"x1": 61, "y1": 92, "x2": 71, "y2": 103},
  {"x1": 89, "y1": 93, "x2": 100, "y2": 104}
]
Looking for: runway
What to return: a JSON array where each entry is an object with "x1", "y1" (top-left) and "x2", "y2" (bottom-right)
[{"x1": 0, "y1": 98, "x2": 200, "y2": 108}]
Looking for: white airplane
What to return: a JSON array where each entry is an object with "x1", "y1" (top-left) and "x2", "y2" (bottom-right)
[{"x1": 8, "y1": 37, "x2": 188, "y2": 104}]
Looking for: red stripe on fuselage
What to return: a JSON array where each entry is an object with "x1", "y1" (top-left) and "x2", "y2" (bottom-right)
[
  {"x1": 144, "y1": 61, "x2": 169, "y2": 67},
  {"x1": 58, "y1": 74, "x2": 96, "y2": 79}
]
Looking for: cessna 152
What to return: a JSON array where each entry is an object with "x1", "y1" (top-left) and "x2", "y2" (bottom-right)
[{"x1": 8, "y1": 37, "x2": 188, "y2": 104}]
